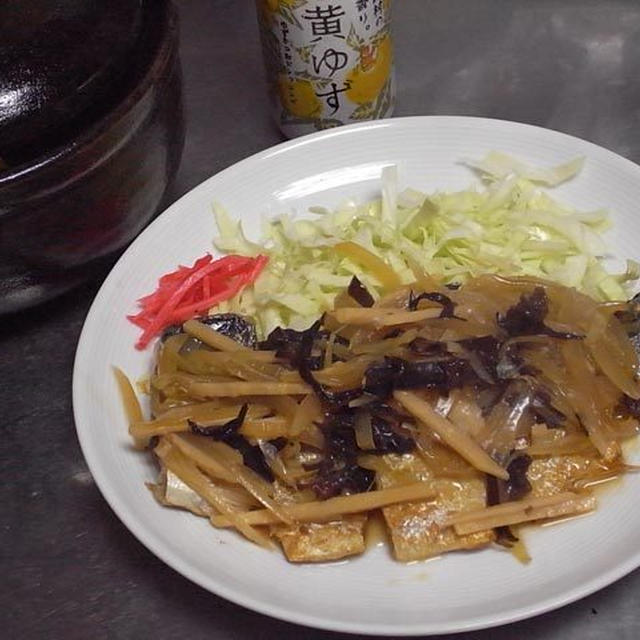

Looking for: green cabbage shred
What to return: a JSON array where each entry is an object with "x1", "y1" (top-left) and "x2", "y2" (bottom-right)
[{"x1": 213, "y1": 152, "x2": 638, "y2": 337}]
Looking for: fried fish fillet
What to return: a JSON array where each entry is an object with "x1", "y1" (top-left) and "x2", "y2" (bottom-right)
[
  {"x1": 376, "y1": 453, "x2": 494, "y2": 562},
  {"x1": 271, "y1": 515, "x2": 367, "y2": 562},
  {"x1": 527, "y1": 453, "x2": 618, "y2": 496}
]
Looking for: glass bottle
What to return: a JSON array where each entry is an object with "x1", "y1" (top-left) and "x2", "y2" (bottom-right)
[{"x1": 255, "y1": 0, "x2": 395, "y2": 138}]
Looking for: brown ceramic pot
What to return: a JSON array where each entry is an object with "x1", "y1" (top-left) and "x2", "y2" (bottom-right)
[{"x1": 0, "y1": 0, "x2": 184, "y2": 313}]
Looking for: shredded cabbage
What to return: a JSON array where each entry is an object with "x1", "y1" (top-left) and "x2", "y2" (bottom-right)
[
  {"x1": 462, "y1": 151, "x2": 585, "y2": 186},
  {"x1": 213, "y1": 152, "x2": 638, "y2": 337}
]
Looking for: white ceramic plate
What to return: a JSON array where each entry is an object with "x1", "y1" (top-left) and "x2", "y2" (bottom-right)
[{"x1": 73, "y1": 116, "x2": 640, "y2": 636}]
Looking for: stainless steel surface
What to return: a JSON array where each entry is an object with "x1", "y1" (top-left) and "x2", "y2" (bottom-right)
[{"x1": 2, "y1": 1, "x2": 640, "y2": 638}]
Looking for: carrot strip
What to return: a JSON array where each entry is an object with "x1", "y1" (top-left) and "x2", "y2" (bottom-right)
[
  {"x1": 394, "y1": 390, "x2": 509, "y2": 479},
  {"x1": 334, "y1": 241, "x2": 401, "y2": 290}
]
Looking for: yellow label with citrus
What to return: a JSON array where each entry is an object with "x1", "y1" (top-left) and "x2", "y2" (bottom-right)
[{"x1": 256, "y1": 0, "x2": 395, "y2": 137}]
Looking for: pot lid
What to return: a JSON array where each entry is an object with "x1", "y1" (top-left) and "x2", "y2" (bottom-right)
[{"x1": 0, "y1": 0, "x2": 146, "y2": 165}]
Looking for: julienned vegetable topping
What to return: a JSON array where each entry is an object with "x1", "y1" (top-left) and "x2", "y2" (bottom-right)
[
  {"x1": 117, "y1": 274, "x2": 640, "y2": 563},
  {"x1": 127, "y1": 253, "x2": 268, "y2": 349}
]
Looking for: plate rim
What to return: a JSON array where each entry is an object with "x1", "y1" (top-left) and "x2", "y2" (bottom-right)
[{"x1": 73, "y1": 114, "x2": 640, "y2": 636}]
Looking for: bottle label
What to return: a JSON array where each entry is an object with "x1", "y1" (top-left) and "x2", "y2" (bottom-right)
[{"x1": 256, "y1": 0, "x2": 395, "y2": 137}]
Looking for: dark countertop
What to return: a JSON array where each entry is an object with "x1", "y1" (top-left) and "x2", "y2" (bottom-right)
[{"x1": 3, "y1": 1, "x2": 640, "y2": 638}]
